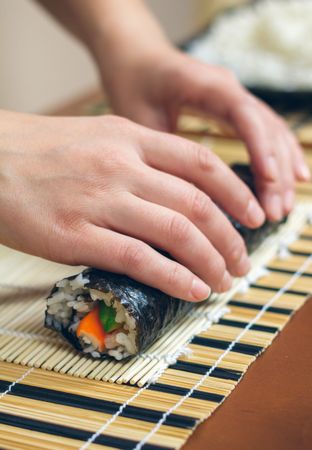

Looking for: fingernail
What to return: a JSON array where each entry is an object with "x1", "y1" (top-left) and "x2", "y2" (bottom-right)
[
  {"x1": 284, "y1": 190, "x2": 295, "y2": 213},
  {"x1": 266, "y1": 156, "x2": 279, "y2": 180},
  {"x1": 237, "y1": 252, "x2": 251, "y2": 275},
  {"x1": 190, "y1": 278, "x2": 211, "y2": 301},
  {"x1": 267, "y1": 194, "x2": 283, "y2": 221},
  {"x1": 219, "y1": 271, "x2": 232, "y2": 292},
  {"x1": 247, "y1": 199, "x2": 265, "y2": 227},
  {"x1": 298, "y1": 164, "x2": 311, "y2": 181}
]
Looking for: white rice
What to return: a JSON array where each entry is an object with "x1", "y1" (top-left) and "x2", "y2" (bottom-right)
[
  {"x1": 116, "y1": 332, "x2": 136, "y2": 354},
  {"x1": 189, "y1": 0, "x2": 312, "y2": 90},
  {"x1": 69, "y1": 273, "x2": 90, "y2": 290},
  {"x1": 46, "y1": 273, "x2": 138, "y2": 359}
]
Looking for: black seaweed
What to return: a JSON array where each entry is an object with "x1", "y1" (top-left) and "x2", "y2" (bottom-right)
[
  {"x1": 45, "y1": 270, "x2": 194, "y2": 357},
  {"x1": 89, "y1": 270, "x2": 193, "y2": 352},
  {"x1": 229, "y1": 164, "x2": 286, "y2": 252},
  {"x1": 45, "y1": 164, "x2": 286, "y2": 359}
]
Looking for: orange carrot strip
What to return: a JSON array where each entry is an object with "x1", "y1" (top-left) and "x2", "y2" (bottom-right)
[{"x1": 77, "y1": 304, "x2": 106, "y2": 352}]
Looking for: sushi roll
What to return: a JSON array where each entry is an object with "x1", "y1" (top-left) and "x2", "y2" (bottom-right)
[
  {"x1": 45, "y1": 164, "x2": 286, "y2": 360},
  {"x1": 45, "y1": 270, "x2": 194, "y2": 360}
]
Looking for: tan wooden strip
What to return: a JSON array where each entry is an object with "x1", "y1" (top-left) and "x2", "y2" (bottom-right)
[
  {"x1": 301, "y1": 225, "x2": 312, "y2": 237},
  {"x1": 254, "y1": 273, "x2": 312, "y2": 294},
  {"x1": 297, "y1": 123, "x2": 312, "y2": 146},
  {"x1": 160, "y1": 369, "x2": 237, "y2": 391},
  {"x1": 179, "y1": 345, "x2": 256, "y2": 369},
  {"x1": 267, "y1": 255, "x2": 312, "y2": 274},
  {"x1": 0, "y1": 395, "x2": 190, "y2": 447},
  {"x1": 223, "y1": 307, "x2": 289, "y2": 328},
  {"x1": 199, "y1": 325, "x2": 274, "y2": 346},
  {"x1": 289, "y1": 239, "x2": 312, "y2": 255},
  {"x1": 232, "y1": 288, "x2": 306, "y2": 309},
  {"x1": 0, "y1": 424, "x2": 112, "y2": 450}
]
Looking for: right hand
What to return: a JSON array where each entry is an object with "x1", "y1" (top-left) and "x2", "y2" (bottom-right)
[{"x1": 0, "y1": 112, "x2": 265, "y2": 301}]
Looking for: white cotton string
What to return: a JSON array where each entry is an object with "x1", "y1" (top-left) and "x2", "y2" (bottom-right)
[
  {"x1": 139, "y1": 346, "x2": 193, "y2": 364},
  {"x1": 132, "y1": 254, "x2": 312, "y2": 450},
  {"x1": 78, "y1": 368, "x2": 164, "y2": 450},
  {"x1": 0, "y1": 367, "x2": 34, "y2": 400}
]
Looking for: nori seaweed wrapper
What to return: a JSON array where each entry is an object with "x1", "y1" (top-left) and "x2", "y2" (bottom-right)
[
  {"x1": 86, "y1": 271, "x2": 195, "y2": 352},
  {"x1": 230, "y1": 164, "x2": 287, "y2": 252},
  {"x1": 45, "y1": 164, "x2": 286, "y2": 359},
  {"x1": 52, "y1": 269, "x2": 194, "y2": 355}
]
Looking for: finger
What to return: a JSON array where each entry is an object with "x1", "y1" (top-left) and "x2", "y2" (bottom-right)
[
  {"x1": 262, "y1": 111, "x2": 304, "y2": 190},
  {"x1": 251, "y1": 132, "x2": 295, "y2": 220},
  {"x1": 105, "y1": 194, "x2": 233, "y2": 293},
  {"x1": 257, "y1": 129, "x2": 295, "y2": 217},
  {"x1": 229, "y1": 101, "x2": 280, "y2": 182},
  {"x1": 255, "y1": 178, "x2": 284, "y2": 222},
  {"x1": 253, "y1": 112, "x2": 296, "y2": 215},
  {"x1": 274, "y1": 131, "x2": 296, "y2": 215},
  {"x1": 278, "y1": 139, "x2": 295, "y2": 218},
  {"x1": 256, "y1": 100, "x2": 310, "y2": 182},
  {"x1": 229, "y1": 101, "x2": 298, "y2": 217},
  {"x1": 73, "y1": 225, "x2": 211, "y2": 302},
  {"x1": 283, "y1": 126, "x2": 311, "y2": 181},
  {"x1": 134, "y1": 168, "x2": 250, "y2": 277},
  {"x1": 142, "y1": 130, "x2": 265, "y2": 229}
]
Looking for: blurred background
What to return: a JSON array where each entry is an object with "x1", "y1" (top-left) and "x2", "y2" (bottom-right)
[{"x1": 0, "y1": 0, "x2": 247, "y2": 113}]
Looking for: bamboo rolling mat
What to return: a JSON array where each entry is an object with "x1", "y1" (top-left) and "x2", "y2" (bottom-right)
[{"x1": 1, "y1": 204, "x2": 312, "y2": 449}]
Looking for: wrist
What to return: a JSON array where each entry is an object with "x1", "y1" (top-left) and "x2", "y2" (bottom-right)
[
  {"x1": 81, "y1": 1, "x2": 173, "y2": 94},
  {"x1": 97, "y1": 43, "x2": 174, "y2": 93}
]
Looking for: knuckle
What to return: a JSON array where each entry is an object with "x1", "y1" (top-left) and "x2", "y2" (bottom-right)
[
  {"x1": 119, "y1": 241, "x2": 145, "y2": 272},
  {"x1": 190, "y1": 190, "x2": 212, "y2": 222},
  {"x1": 57, "y1": 209, "x2": 82, "y2": 233},
  {"x1": 167, "y1": 214, "x2": 191, "y2": 244},
  {"x1": 65, "y1": 229, "x2": 86, "y2": 265},
  {"x1": 228, "y1": 235, "x2": 246, "y2": 261},
  {"x1": 284, "y1": 174, "x2": 295, "y2": 186},
  {"x1": 99, "y1": 149, "x2": 136, "y2": 175},
  {"x1": 281, "y1": 169, "x2": 295, "y2": 188},
  {"x1": 195, "y1": 146, "x2": 214, "y2": 173},
  {"x1": 210, "y1": 257, "x2": 226, "y2": 281},
  {"x1": 46, "y1": 219, "x2": 85, "y2": 265},
  {"x1": 105, "y1": 114, "x2": 132, "y2": 130},
  {"x1": 166, "y1": 264, "x2": 182, "y2": 290}
]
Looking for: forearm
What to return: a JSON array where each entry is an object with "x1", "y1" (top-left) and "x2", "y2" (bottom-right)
[{"x1": 35, "y1": 0, "x2": 172, "y2": 87}]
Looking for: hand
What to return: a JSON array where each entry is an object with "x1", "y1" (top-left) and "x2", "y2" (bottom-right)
[
  {"x1": 102, "y1": 49, "x2": 311, "y2": 222},
  {"x1": 0, "y1": 111, "x2": 265, "y2": 301}
]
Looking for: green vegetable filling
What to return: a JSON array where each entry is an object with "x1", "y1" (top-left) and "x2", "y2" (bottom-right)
[{"x1": 99, "y1": 301, "x2": 119, "y2": 333}]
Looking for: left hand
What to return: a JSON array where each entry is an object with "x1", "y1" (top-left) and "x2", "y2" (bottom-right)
[{"x1": 102, "y1": 49, "x2": 310, "y2": 222}]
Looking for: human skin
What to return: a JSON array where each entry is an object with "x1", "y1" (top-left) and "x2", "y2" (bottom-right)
[
  {"x1": 37, "y1": 0, "x2": 310, "y2": 221},
  {"x1": 0, "y1": 1, "x2": 309, "y2": 301},
  {"x1": 0, "y1": 111, "x2": 265, "y2": 301}
]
